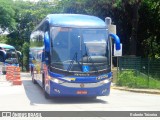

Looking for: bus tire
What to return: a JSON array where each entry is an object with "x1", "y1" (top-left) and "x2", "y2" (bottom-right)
[
  {"x1": 31, "y1": 72, "x2": 37, "y2": 84},
  {"x1": 2, "y1": 71, "x2": 6, "y2": 75}
]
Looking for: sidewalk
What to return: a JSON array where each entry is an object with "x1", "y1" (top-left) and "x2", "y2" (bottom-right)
[
  {"x1": 0, "y1": 74, "x2": 12, "y2": 86},
  {"x1": 111, "y1": 83, "x2": 160, "y2": 95}
]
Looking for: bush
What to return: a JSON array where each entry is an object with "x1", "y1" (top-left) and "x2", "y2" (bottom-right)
[
  {"x1": 117, "y1": 71, "x2": 137, "y2": 87},
  {"x1": 116, "y1": 70, "x2": 160, "y2": 89}
]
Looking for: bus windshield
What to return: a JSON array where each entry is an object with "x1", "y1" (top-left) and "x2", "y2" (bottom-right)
[
  {"x1": 50, "y1": 27, "x2": 110, "y2": 72},
  {"x1": 5, "y1": 49, "x2": 18, "y2": 64}
]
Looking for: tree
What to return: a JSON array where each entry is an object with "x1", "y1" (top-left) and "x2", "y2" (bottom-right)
[
  {"x1": 0, "y1": 0, "x2": 16, "y2": 32},
  {"x1": 125, "y1": 0, "x2": 142, "y2": 55},
  {"x1": 138, "y1": 0, "x2": 160, "y2": 58},
  {"x1": 22, "y1": 42, "x2": 29, "y2": 71},
  {"x1": 9, "y1": 0, "x2": 59, "y2": 71}
]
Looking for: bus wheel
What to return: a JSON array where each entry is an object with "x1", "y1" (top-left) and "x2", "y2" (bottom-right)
[
  {"x1": 31, "y1": 72, "x2": 37, "y2": 84},
  {"x1": 2, "y1": 71, "x2": 6, "y2": 75}
]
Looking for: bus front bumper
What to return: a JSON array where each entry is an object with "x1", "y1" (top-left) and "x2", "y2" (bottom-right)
[{"x1": 48, "y1": 81, "x2": 111, "y2": 97}]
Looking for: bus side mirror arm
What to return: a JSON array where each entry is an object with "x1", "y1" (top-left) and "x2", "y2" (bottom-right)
[{"x1": 109, "y1": 33, "x2": 121, "y2": 50}]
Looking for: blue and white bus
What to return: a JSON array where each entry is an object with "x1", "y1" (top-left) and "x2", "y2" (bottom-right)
[
  {"x1": 0, "y1": 43, "x2": 21, "y2": 74},
  {"x1": 30, "y1": 14, "x2": 120, "y2": 98}
]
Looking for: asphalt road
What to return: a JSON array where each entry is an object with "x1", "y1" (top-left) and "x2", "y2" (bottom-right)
[{"x1": 0, "y1": 73, "x2": 160, "y2": 119}]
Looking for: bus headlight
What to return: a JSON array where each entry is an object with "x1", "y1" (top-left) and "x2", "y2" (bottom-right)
[
  {"x1": 50, "y1": 78, "x2": 63, "y2": 84},
  {"x1": 100, "y1": 79, "x2": 111, "y2": 84}
]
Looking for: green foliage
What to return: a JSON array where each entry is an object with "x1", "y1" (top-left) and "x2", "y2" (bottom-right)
[
  {"x1": 117, "y1": 70, "x2": 160, "y2": 89},
  {"x1": 138, "y1": 0, "x2": 160, "y2": 58},
  {"x1": 117, "y1": 71, "x2": 137, "y2": 87},
  {"x1": 22, "y1": 42, "x2": 29, "y2": 71},
  {"x1": 0, "y1": 36, "x2": 8, "y2": 44},
  {"x1": 3, "y1": 0, "x2": 58, "y2": 70},
  {"x1": 0, "y1": 0, "x2": 16, "y2": 31}
]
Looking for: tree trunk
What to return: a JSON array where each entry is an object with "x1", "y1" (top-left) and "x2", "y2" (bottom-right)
[{"x1": 130, "y1": 1, "x2": 141, "y2": 55}]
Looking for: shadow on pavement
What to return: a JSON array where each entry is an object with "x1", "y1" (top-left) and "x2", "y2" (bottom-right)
[{"x1": 22, "y1": 80, "x2": 108, "y2": 105}]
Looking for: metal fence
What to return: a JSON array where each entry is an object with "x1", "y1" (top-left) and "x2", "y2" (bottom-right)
[{"x1": 117, "y1": 56, "x2": 160, "y2": 89}]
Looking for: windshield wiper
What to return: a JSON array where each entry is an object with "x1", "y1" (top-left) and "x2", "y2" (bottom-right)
[{"x1": 67, "y1": 52, "x2": 81, "y2": 71}]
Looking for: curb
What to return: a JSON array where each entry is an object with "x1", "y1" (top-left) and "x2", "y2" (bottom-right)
[{"x1": 111, "y1": 86, "x2": 160, "y2": 95}]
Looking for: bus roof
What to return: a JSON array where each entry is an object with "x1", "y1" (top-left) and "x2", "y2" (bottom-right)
[
  {"x1": 37, "y1": 14, "x2": 106, "y2": 29},
  {"x1": 0, "y1": 43, "x2": 15, "y2": 49}
]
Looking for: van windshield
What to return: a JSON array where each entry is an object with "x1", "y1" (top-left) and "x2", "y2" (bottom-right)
[{"x1": 5, "y1": 49, "x2": 18, "y2": 64}]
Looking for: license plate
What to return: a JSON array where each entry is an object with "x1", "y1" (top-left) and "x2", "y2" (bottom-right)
[{"x1": 77, "y1": 90, "x2": 87, "y2": 94}]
